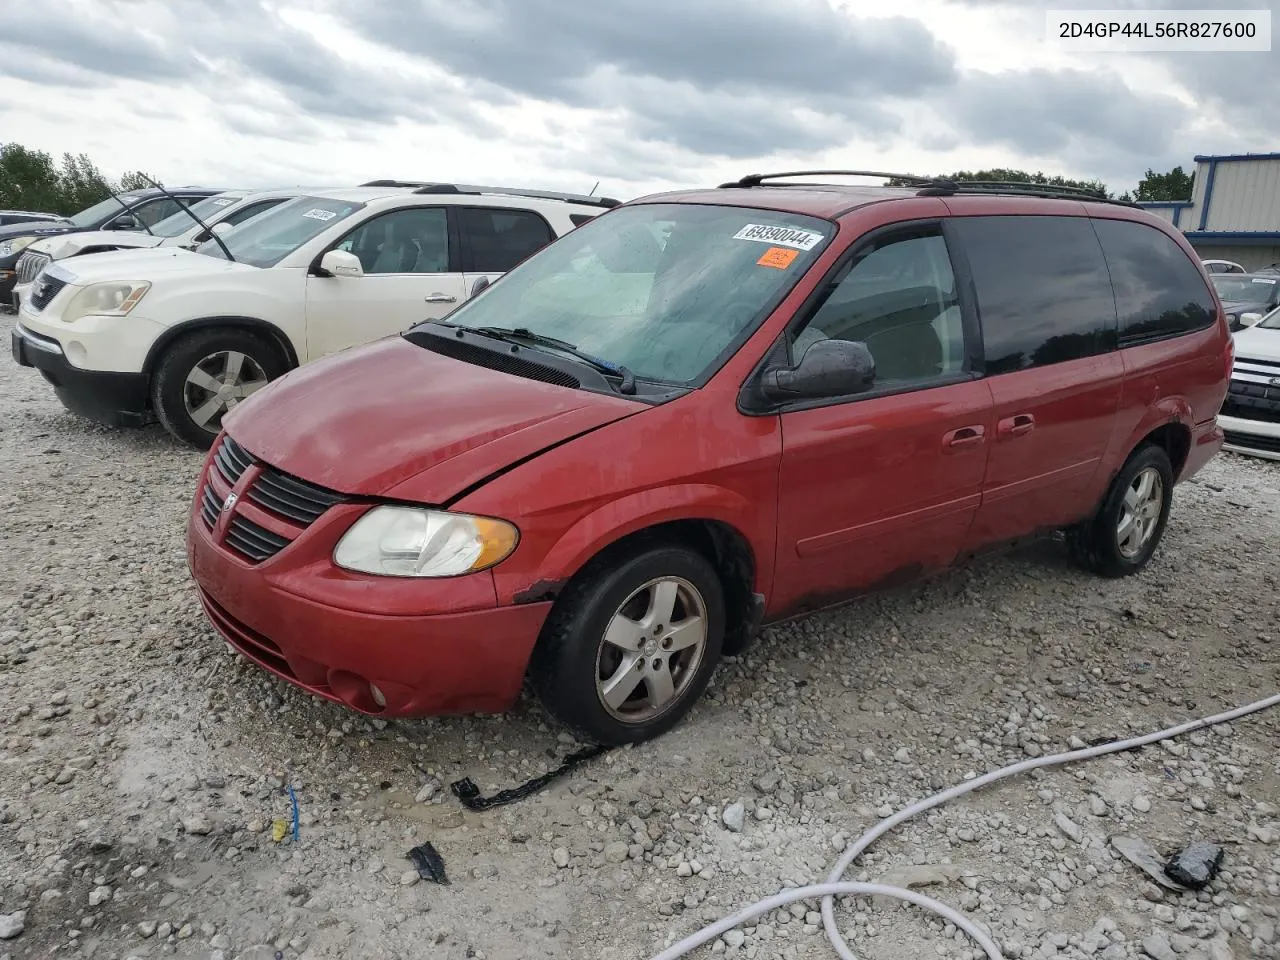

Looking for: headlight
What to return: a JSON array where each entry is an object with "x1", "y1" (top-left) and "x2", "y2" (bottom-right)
[
  {"x1": 61, "y1": 281, "x2": 151, "y2": 322},
  {"x1": 0, "y1": 236, "x2": 38, "y2": 258},
  {"x1": 333, "y1": 506, "x2": 518, "y2": 578}
]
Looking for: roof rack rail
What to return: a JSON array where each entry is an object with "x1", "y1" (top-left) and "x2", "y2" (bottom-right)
[
  {"x1": 918, "y1": 179, "x2": 1139, "y2": 208},
  {"x1": 360, "y1": 179, "x2": 620, "y2": 208},
  {"x1": 719, "y1": 170, "x2": 957, "y2": 190}
]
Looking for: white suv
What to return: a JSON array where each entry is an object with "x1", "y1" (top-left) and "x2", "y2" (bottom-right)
[
  {"x1": 11, "y1": 182, "x2": 618, "y2": 447},
  {"x1": 12, "y1": 188, "x2": 310, "y2": 303}
]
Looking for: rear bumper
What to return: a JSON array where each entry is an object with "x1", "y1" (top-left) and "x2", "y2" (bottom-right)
[
  {"x1": 1218, "y1": 412, "x2": 1280, "y2": 461},
  {"x1": 186, "y1": 492, "x2": 552, "y2": 716},
  {"x1": 11, "y1": 322, "x2": 150, "y2": 426},
  {"x1": 1177, "y1": 418, "x2": 1225, "y2": 481}
]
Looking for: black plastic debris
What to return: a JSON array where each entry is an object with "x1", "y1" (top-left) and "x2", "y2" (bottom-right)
[
  {"x1": 1164, "y1": 841, "x2": 1224, "y2": 890},
  {"x1": 407, "y1": 841, "x2": 450, "y2": 885},
  {"x1": 450, "y1": 744, "x2": 612, "y2": 811}
]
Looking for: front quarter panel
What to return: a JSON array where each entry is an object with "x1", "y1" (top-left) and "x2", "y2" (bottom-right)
[{"x1": 450, "y1": 387, "x2": 782, "y2": 606}]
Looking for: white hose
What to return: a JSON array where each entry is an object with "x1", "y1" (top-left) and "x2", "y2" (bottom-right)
[{"x1": 650, "y1": 691, "x2": 1280, "y2": 960}]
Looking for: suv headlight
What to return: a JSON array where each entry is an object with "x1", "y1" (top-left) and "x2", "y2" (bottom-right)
[
  {"x1": 61, "y1": 281, "x2": 151, "y2": 322},
  {"x1": 0, "y1": 236, "x2": 38, "y2": 258},
  {"x1": 333, "y1": 506, "x2": 518, "y2": 578}
]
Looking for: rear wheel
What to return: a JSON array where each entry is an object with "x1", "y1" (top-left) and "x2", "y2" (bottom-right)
[
  {"x1": 530, "y1": 544, "x2": 725, "y2": 745},
  {"x1": 151, "y1": 329, "x2": 283, "y2": 449},
  {"x1": 1068, "y1": 444, "x2": 1174, "y2": 578}
]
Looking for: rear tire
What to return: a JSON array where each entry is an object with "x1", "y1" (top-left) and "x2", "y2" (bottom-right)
[
  {"x1": 530, "y1": 544, "x2": 725, "y2": 745},
  {"x1": 1068, "y1": 444, "x2": 1174, "y2": 578},
  {"x1": 151, "y1": 328, "x2": 284, "y2": 449}
]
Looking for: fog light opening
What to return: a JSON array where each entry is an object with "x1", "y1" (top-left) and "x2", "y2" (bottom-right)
[{"x1": 370, "y1": 683, "x2": 387, "y2": 708}]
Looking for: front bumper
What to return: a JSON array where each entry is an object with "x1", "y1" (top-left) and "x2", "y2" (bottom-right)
[
  {"x1": 11, "y1": 323, "x2": 151, "y2": 426},
  {"x1": 185, "y1": 446, "x2": 551, "y2": 716},
  {"x1": 0, "y1": 269, "x2": 15, "y2": 309},
  {"x1": 1218, "y1": 412, "x2": 1280, "y2": 461}
]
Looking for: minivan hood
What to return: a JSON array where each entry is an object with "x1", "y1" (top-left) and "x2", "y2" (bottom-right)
[
  {"x1": 30, "y1": 230, "x2": 161, "y2": 257},
  {"x1": 50, "y1": 247, "x2": 255, "y2": 284},
  {"x1": 222, "y1": 336, "x2": 641, "y2": 501},
  {"x1": 0, "y1": 222, "x2": 76, "y2": 242},
  {"x1": 1232, "y1": 324, "x2": 1280, "y2": 362}
]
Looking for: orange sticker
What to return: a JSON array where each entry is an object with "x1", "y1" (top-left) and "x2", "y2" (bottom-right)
[{"x1": 757, "y1": 247, "x2": 798, "y2": 269}]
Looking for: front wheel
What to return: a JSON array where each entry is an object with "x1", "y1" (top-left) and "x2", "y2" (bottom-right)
[
  {"x1": 1068, "y1": 444, "x2": 1174, "y2": 577},
  {"x1": 530, "y1": 544, "x2": 725, "y2": 745},
  {"x1": 151, "y1": 329, "x2": 284, "y2": 449}
]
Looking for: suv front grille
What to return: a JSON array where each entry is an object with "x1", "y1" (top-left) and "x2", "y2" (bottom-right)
[
  {"x1": 16, "y1": 251, "x2": 51, "y2": 285},
  {"x1": 200, "y1": 435, "x2": 348, "y2": 564},
  {"x1": 29, "y1": 275, "x2": 67, "y2": 311}
]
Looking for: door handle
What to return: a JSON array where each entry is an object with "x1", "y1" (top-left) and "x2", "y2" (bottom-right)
[
  {"x1": 997, "y1": 413, "x2": 1036, "y2": 439},
  {"x1": 424, "y1": 293, "x2": 457, "y2": 303},
  {"x1": 942, "y1": 425, "x2": 986, "y2": 452}
]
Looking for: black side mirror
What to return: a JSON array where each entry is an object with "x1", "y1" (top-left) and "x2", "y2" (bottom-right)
[
  {"x1": 762, "y1": 339, "x2": 876, "y2": 402},
  {"x1": 110, "y1": 214, "x2": 138, "y2": 230}
]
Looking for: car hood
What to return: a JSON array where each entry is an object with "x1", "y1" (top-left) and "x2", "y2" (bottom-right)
[
  {"x1": 29, "y1": 230, "x2": 162, "y2": 257},
  {"x1": 1232, "y1": 325, "x2": 1280, "y2": 362},
  {"x1": 48, "y1": 247, "x2": 256, "y2": 285},
  {"x1": 0, "y1": 222, "x2": 77, "y2": 242},
  {"x1": 222, "y1": 336, "x2": 642, "y2": 502}
]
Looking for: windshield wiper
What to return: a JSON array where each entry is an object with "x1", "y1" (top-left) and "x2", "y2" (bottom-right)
[
  {"x1": 139, "y1": 175, "x2": 235, "y2": 263},
  {"x1": 472, "y1": 326, "x2": 637, "y2": 395}
]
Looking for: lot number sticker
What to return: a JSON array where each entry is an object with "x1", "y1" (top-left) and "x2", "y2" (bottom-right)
[
  {"x1": 302, "y1": 208, "x2": 338, "y2": 221},
  {"x1": 733, "y1": 223, "x2": 824, "y2": 251},
  {"x1": 757, "y1": 247, "x2": 799, "y2": 269},
  {"x1": 1252, "y1": 277, "x2": 1276, "y2": 284}
]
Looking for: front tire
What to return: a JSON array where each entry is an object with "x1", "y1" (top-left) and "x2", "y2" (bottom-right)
[
  {"x1": 1068, "y1": 444, "x2": 1174, "y2": 578},
  {"x1": 530, "y1": 544, "x2": 726, "y2": 745},
  {"x1": 151, "y1": 329, "x2": 283, "y2": 449}
]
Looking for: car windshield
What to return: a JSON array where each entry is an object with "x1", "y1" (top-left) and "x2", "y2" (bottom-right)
[
  {"x1": 66, "y1": 193, "x2": 147, "y2": 229},
  {"x1": 1258, "y1": 305, "x2": 1280, "y2": 330},
  {"x1": 1212, "y1": 275, "x2": 1278, "y2": 301},
  {"x1": 435, "y1": 203, "x2": 834, "y2": 384},
  {"x1": 150, "y1": 195, "x2": 244, "y2": 238},
  {"x1": 195, "y1": 196, "x2": 365, "y2": 268}
]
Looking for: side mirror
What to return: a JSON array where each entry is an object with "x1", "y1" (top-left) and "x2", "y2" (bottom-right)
[
  {"x1": 318, "y1": 249, "x2": 364, "y2": 278},
  {"x1": 470, "y1": 276, "x2": 492, "y2": 297},
  {"x1": 211, "y1": 221, "x2": 234, "y2": 237},
  {"x1": 761, "y1": 339, "x2": 876, "y2": 402},
  {"x1": 1239, "y1": 312, "x2": 1263, "y2": 327},
  {"x1": 110, "y1": 214, "x2": 138, "y2": 231}
]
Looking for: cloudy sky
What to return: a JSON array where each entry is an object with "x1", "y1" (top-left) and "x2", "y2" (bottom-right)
[{"x1": 1, "y1": 0, "x2": 1273, "y2": 202}]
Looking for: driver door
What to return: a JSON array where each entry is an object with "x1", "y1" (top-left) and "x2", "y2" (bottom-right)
[
  {"x1": 770, "y1": 223, "x2": 994, "y2": 614},
  {"x1": 304, "y1": 206, "x2": 465, "y2": 359}
]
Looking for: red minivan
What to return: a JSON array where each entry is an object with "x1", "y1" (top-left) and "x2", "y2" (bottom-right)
[{"x1": 186, "y1": 172, "x2": 1231, "y2": 745}]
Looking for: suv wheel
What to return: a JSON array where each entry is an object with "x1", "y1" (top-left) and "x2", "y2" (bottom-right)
[
  {"x1": 1069, "y1": 444, "x2": 1174, "y2": 578},
  {"x1": 530, "y1": 544, "x2": 725, "y2": 745},
  {"x1": 151, "y1": 329, "x2": 283, "y2": 449}
]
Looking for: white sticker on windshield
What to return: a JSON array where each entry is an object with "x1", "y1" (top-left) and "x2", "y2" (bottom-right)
[
  {"x1": 212, "y1": 198, "x2": 235, "y2": 206},
  {"x1": 733, "y1": 223, "x2": 824, "y2": 251},
  {"x1": 302, "y1": 208, "x2": 337, "y2": 221},
  {"x1": 1251, "y1": 277, "x2": 1276, "y2": 284}
]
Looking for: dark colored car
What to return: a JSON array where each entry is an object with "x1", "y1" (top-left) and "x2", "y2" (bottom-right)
[
  {"x1": 0, "y1": 210, "x2": 68, "y2": 228},
  {"x1": 186, "y1": 172, "x2": 1231, "y2": 745},
  {"x1": 1, "y1": 187, "x2": 223, "y2": 309},
  {"x1": 1210, "y1": 272, "x2": 1280, "y2": 330}
]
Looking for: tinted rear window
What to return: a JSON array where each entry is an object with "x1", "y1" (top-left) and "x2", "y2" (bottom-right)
[
  {"x1": 1093, "y1": 218, "x2": 1215, "y2": 345},
  {"x1": 950, "y1": 215, "x2": 1116, "y2": 375}
]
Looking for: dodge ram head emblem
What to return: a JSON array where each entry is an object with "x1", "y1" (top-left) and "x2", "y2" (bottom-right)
[{"x1": 222, "y1": 492, "x2": 238, "y2": 513}]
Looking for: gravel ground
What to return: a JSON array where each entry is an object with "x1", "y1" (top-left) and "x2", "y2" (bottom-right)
[{"x1": 2, "y1": 310, "x2": 1278, "y2": 960}]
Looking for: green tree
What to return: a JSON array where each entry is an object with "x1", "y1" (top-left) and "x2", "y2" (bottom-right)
[
  {"x1": 887, "y1": 168, "x2": 1111, "y2": 198},
  {"x1": 1131, "y1": 165, "x2": 1194, "y2": 202},
  {"x1": 118, "y1": 170, "x2": 160, "y2": 192},
  {"x1": 0, "y1": 143, "x2": 63, "y2": 213},
  {"x1": 57, "y1": 152, "x2": 114, "y2": 213}
]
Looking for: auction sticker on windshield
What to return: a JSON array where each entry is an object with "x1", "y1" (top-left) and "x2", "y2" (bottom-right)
[
  {"x1": 757, "y1": 247, "x2": 799, "y2": 269},
  {"x1": 302, "y1": 209, "x2": 338, "y2": 222},
  {"x1": 1252, "y1": 277, "x2": 1276, "y2": 284},
  {"x1": 733, "y1": 223, "x2": 824, "y2": 251}
]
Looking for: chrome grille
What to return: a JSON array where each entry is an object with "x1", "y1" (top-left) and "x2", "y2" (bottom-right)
[
  {"x1": 29, "y1": 275, "x2": 67, "y2": 312},
  {"x1": 16, "y1": 251, "x2": 51, "y2": 285}
]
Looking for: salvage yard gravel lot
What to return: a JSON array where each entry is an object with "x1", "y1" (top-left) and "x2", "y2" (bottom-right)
[{"x1": 1, "y1": 312, "x2": 1278, "y2": 960}]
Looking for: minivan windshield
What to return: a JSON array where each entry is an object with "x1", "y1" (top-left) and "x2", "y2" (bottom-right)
[
  {"x1": 67, "y1": 193, "x2": 146, "y2": 229},
  {"x1": 150, "y1": 194, "x2": 244, "y2": 238},
  {"x1": 435, "y1": 203, "x2": 834, "y2": 384},
  {"x1": 1212, "y1": 275, "x2": 1279, "y2": 302},
  {"x1": 195, "y1": 196, "x2": 365, "y2": 268}
]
